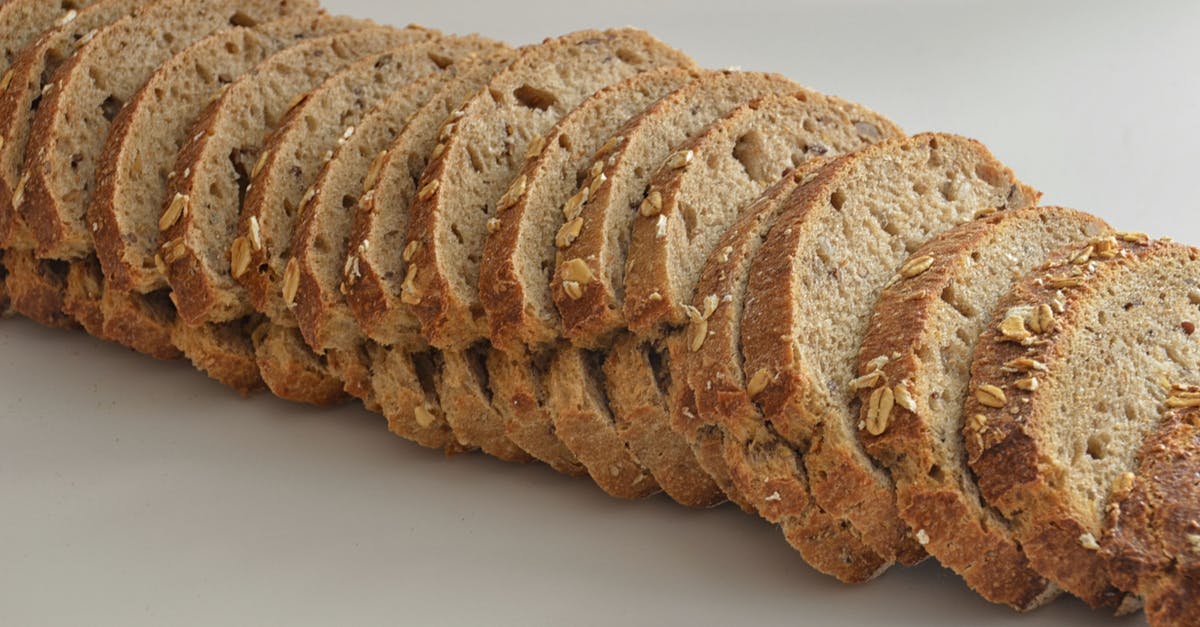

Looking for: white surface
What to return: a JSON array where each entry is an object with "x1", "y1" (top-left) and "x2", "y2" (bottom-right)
[{"x1": 2, "y1": 0, "x2": 1195, "y2": 625}]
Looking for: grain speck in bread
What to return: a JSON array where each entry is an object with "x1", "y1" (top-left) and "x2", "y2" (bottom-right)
[
  {"x1": 551, "y1": 70, "x2": 800, "y2": 349},
  {"x1": 345, "y1": 50, "x2": 515, "y2": 349},
  {"x1": 479, "y1": 67, "x2": 696, "y2": 353},
  {"x1": 854, "y1": 206, "x2": 1111, "y2": 609},
  {"x1": 236, "y1": 36, "x2": 503, "y2": 326},
  {"x1": 964, "y1": 237, "x2": 1200, "y2": 610},
  {"x1": 402, "y1": 28, "x2": 695, "y2": 350},
  {"x1": 18, "y1": 0, "x2": 320, "y2": 261},
  {"x1": 740, "y1": 133, "x2": 1039, "y2": 565},
  {"x1": 1102, "y1": 406, "x2": 1200, "y2": 627}
]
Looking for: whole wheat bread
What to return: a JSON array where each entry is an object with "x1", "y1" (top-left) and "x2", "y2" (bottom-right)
[
  {"x1": 401, "y1": 28, "x2": 694, "y2": 350},
  {"x1": 17, "y1": 0, "x2": 319, "y2": 261},
  {"x1": 235, "y1": 36, "x2": 502, "y2": 325},
  {"x1": 551, "y1": 70, "x2": 799, "y2": 349},
  {"x1": 739, "y1": 133, "x2": 1038, "y2": 564},
  {"x1": 1102, "y1": 406, "x2": 1200, "y2": 626},
  {"x1": 855, "y1": 206, "x2": 1110, "y2": 609},
  {"x1": 479, "y1": 67, "x2": 696, "y2": 353},
  {"x1": 964, "y1": 236, "x2": 1200, "y2": 610}
]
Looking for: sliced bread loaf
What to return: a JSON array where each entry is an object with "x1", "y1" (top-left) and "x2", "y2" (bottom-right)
[
  {"x1": 854, "y1": 206, "x2": 1110, "y2": 609},
  {"x1": 17, "y1": 0, "x2": 319, "y2": 261},
  {"x1": 964, "y1": 236, "x2": 1200, "y2": 610},
  {"x1": 161, "y1": 26, "x2": 436, "y2": 325},
  {"x1": 623, "y1": 91, "x2": 902, "y2": 336},
  {"x1": 345, "y1": 50, "x2": 515, "y2": 349},
  {"x1": 0, "y1": 0, "x2": 97, "y2": 69},
  {"x1": 90, "y1": 13, "x2": 369, "y2": 294},
  {"x1": 235, "y1": 36, "x2": 502, "y2": 326},
  {"x1": 546, "y1": 344, "x2": 659, "y2": 498},
  {"x1": 401, "y1": 28, "x2": 694, "y2": 350},
  {"x1": 1103, "y1": 406, "x2": 1200, "y2": 626},
  {"x1": 551, "y1": 70, "x2": 799, "y2": 349},
  {"x1": 739, "y1": 133, "x2": 1039, "y2": 564},
  {"x1": 1, "y1": 0, "x2": 145, "y2": 249},
  {"x1": 478, "y1": 67, "x2": 696, "y2": 353}
]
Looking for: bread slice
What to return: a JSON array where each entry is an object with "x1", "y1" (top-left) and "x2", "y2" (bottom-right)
[
  {"x1": 291, "y1": 71, "x2": 461, "y2": 356},
  {"x1": 402, "y1": 28, "x2": 694, "y2": 350},
  {"x1": 346, "y1": 50, "x2": 515, "y2": 349},
  {"x1": 681, "y1": 162, "x2": 826, "y2": 516},
  {"x1": 551, "y1": 71, "x2": 800, "y2": 349},
  {"x1": 236, "y1": 37, "x2": 503, "y2": 327},
  {"x1": 964, "y1": 236, "x2": 1200, "y2": 610},
  {"x1": 251, "y1": 319, "x2": 346, "y2": 405},
  {"x1": 672, "y1": 160, "x2": 896, "y2": 581},
  {"x1": 288, "y1": 74, "x2": 456, "y2": 405},
  {"x1": 161, "y1": 26, "x2": 436, "y2": 325},
  {"x1": 170, "y1": 316, "x2": 263, "y2": 394},
  {"x1": 1103, "y1": 406, "x2": 1200, "y2": 626},
  {"x1": 479, "y1": 67, "x2": 696, "y2": 353},
  {"x1": 1, "y1": 0, "x2": 144, "y2": 249},
  {"x1": 485, "y1": 347, "x2": 585, "y2": 475},
  {"x1": 90, "y1": 13, "x2": 369, "y2": 295},
  {"x1": 740, "y1": 133, "x2": 1039, "y2": 564},
  {"x1": 623, "y1": 91, "x2": 902, "y2": 336},
  {"x1": 545, "y1": 344, "x2": 660, "y2": 498},
  {"x1": 17, "y1": 0, "x2": 319, "y2": 261},
  {"x1": 854, "y1": 206, "x2": 1110, "y2": 609},
  {"x1": 438, "y1": 346, "x2": 533, "y2": 463},
  {"x1": 596, "y1": 91, "x2": 899, "y2": 507},
  {"x1": 0, "y1": 0, "x2": 97, "y2": 69},
  {"x1": 368, "y1": 344, "x2": 464, "y2": 453}
]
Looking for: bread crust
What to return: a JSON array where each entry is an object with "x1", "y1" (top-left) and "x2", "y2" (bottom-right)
[
  {"x1": 486, "y1": 348, "x2": 587, "y2": 476},
  {"x1": 404, "y1": 28, "x2": 694, "y2": 350},
  {"x1": 1103, "y1": 407, "x2": 1200, "y2": 627},
  {"x1": 251, "y1": 321, "x2": 346, "y2": 406},
  {"x1": 964, "y1": 237, "x2": 1199, "y2": 610},
  {"x1": 2, "y1": 247, "x2": 74, "y2": 329},
  {"x1": 854, "y1": 207, "x2": 1110, "y2": 609}
]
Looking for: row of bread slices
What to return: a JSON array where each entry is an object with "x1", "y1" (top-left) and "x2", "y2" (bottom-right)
[{"x1": 1, "y1": 2, "x2": 1197, "y2": 624}]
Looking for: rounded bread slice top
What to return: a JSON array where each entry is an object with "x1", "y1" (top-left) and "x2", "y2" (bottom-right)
[
  {"x1": 17, "y1": 0, "x2": 320, "y2": 261},
  {"x1": 854, "y1": 206, "x2": 1110, "y2": 610},
  {"x1": 740, "y1": 133, "x2": 1039, "y2": 564},
  {"x1": 89, "y1": 13, "x2": 369, "y2": 295},
  {"x1": 0, "y1": 0, "x2": 147, "y2": 250},
  {"x1": 549, "y1": 70, "x2": 799, "y2": 349},
  {"x1": 160, "y1": 25, "x2": 435, "y2": 325},
  {"x1": 623, "y1": 90, "x2": 902, "y2": 338},
  {"x1": 290, "y1": 70, "x2": 465, "y2": 355},
  {"x1": 401, "y1": 28, "x2": 695, "y2": 350},
  {"x1": 478, "y1": 66, "x2": 696, "y2": 354},
  {"x1": 345, "y1": 49, "x2": 515, "y2": 349},
  {"x1": 1102, "y1": 406, "x2": 1200, "y2": 627},
  {"x1": 235, "y1": 35, "x2": 503, "y2": 326},
  {"x1": 964, "y1": 236, "x2": 1200, "y2": 610}
]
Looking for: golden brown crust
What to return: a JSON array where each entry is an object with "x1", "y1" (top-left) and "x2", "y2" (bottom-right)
[
  {"x1": 963, "y1": 237, "x2": 1195, "y2": 610},
  {"x1": 437, "y1": 346, "x2": 532, "y2": 463},
  {"x1": 171, "y1": 318, "x2": 264, "y2": 395},
  {"x1": 603, "y1": 334, "x2": 723, "y2": 507},
  {"x1": 486, "y1": 349, "x2": 587, "y2": 476},
  {"x1": 1103, "y1": 407, "x2": 1200, "y2": 627},
  {"x1": 251, "y1": 321, "x2": 346, "y2": 406},
  {"x1": 2, "y1": 247, "x2": 75, "y2": 329},
  {"x1": 853, "y1": 207, "x2": 1110, "y2": 609},
  {"x1": 547, "y1": 345, "x2": 660, "y2": 499}
]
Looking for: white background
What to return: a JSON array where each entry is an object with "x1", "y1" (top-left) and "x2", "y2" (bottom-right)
[{"x1": 3, "y1": 0, "x2": 1194, "y2": 625}]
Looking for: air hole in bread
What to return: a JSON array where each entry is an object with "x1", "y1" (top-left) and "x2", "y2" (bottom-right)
[
  {"x1": 681, "y1": 201, "x2": 698, "y2": 241},
  {"x1": 927, "y1": 464, "x2": 945, "y2": 483},
  {"x1": 101, "y1": 96, "x2": 122, "y2": 122},
  {"x1": 557, "y1": 133, "x2": 572, "y2": 153},
  {"x1": 340, "y1": 195, "x2": 357, "y2": 211},
  {"x1": 313, "y1": 236, "x2": 330, "y2": 254},
  {"x1": 912, "y1": 181, "x2": 929, "y2": 195},
  {"x1": 513, "y1": 84, "x2": 557, "y2": 111},
  {"x1": 940, "y1": 283, "x2": 978, "y2": 318},
  {"x1": 228, "y1": 11, "x2": 259, "y2": 27},
  {"x1": 224, "y1": 41, "x2": 240, "y2": 55},
  {"x1": 69, "y1": 153, "x2": 83, "y2": 171},
  {"x1": 427, "y1": 52, "x2": 454, "y2": 69},
  {"x1": 645, "y1": 345, "x2": 672, "y2": 399},
  {"x1": 830, "y1": 190, "x2": 846, "y2": 210},
  {"x1": 731, "y1": 130, "x2": 771, "y2": 183},
  {"x1": 466, "y1": 343, "x2": 494, "y2": 402},
  {"x1": 1086, "y1": 433, "x2": 1110, "y2": 460},
  {"x1": 412, "y1": 351, "x2": 442, "y2": 400},
  {"x1": 450, "y1": 223, "x2": 465, "y2": 244}
]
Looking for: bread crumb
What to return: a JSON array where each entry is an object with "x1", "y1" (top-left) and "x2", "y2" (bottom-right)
[
  {"x1": 1079, "y1": 532, "x2": 1100, "y2": 550},
  {"x1": 764, "y1": 491, "x2": 781, "y2": 502},
  {"x1": 916, "y1": 529, "x2": 930, "y2": 546}
]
